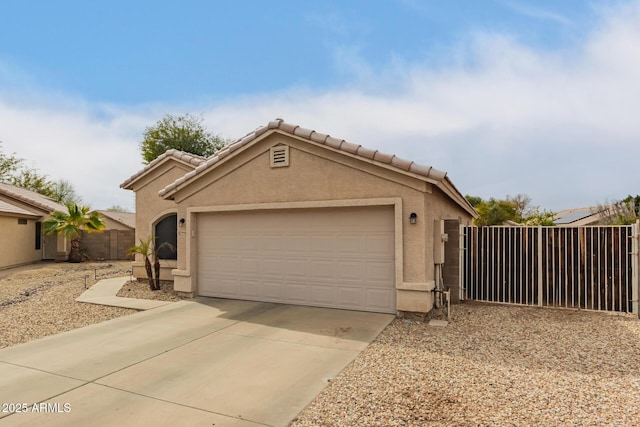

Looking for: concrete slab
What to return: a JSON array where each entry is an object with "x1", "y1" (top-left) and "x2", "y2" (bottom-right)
[
  {"x1": 0, "y1": 383, "x2": 262, "y2": 427},
  {"x1": 75, "y1": 277, "x2": 172, "y2": 310},
  {"x1": 223, "y1": 303, "x2": 393, "y2": 351},
  {"x1": 0, "y1": 300, "x2": 265, "y2": 381},
  {"x1": 0, "y1": 364, "x2": 84, "y2": 420},
  {"x1": 0, "y1": 298, "x2": 393, "y2": 426},
  {"x1": 98, "y1": 331, "x2": 359, "y2": 426}
]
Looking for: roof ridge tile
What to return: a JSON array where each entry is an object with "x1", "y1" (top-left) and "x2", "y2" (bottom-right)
[{"x1": 156, "y1": 118, "x2": 458, "y2": 202}]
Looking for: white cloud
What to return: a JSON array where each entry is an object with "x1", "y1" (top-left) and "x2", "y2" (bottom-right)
[
  {"x1": 1, "y1": 1, "x2": 640, "y2": 212},
  {"x1": 205, "y1": 1, "x2": 640, "y2": 210},
  {"x1": 497, "y1": 0, "x2": 574, "y2": 27}
]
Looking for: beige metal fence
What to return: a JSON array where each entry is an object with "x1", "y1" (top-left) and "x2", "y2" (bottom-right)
[{"x1": 460, "y1": 224, "x2": 639, "y2": 314}]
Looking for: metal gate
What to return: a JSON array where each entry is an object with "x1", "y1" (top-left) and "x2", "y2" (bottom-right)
[{"x1": 460, "y1": 224, "x2": 639, "y2": 314}]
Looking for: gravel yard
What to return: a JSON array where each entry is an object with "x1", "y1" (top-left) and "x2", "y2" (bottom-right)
[
  {"x1": 0, "y1": 261, "x2": 137, "y2": 349},
  {"x1": 3, "y1": 263, "x2": 640, "y2": 425},
  {"x1": 291, "y1": 303, "x2": 640, "y2": 427}
]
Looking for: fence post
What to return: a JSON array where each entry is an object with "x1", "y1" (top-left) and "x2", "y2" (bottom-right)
[
  {"x1": 633, "y1": 221, "x2": 639, "y2": 316},
  {"x1": 459, "y1": 223, "x2": 465, "y2": 301},
  {"x1": 537, "y1": 226, "x2": 543, "y2": 307}
]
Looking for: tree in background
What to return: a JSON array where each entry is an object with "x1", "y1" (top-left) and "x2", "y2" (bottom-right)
[
  {"x1": 472, "y1": 198, "x2": 519, "y2": 226},
  {"x1": 0, "y1": 144, "x2": 82, "y2": 204},
  {"x1": 466, "y1": 194, "x2": 555, "y2": 226},
  {"x1": 106, "y1": 205, "x2": 131, "y2": 213},
  {"x1": 0, "y1": 143, "x2": 22, "y2": 180},
  {"x1": 596, "y1": 195, "x2": 640, "y2": 225},
  {"x1": 43, "y1": 204, "x2": 106, "y2": 263},
  {"x1": 140, "y1": 114, "x2": 228, "y2": 164}
]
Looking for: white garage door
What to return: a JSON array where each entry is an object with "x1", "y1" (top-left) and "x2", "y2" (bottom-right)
[{"x1": 197, "y1": 206, "x2": 396, "y2": 313}]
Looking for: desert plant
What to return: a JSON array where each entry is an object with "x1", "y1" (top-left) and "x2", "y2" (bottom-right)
[
  {"x1": 128, "y1": 236, "x2": 175, "y2": 291},
  {"x1": 43, "y1": 204, "x2": 105, "y2": 263},
  {"x1": 128, "y1": 237, "x2": 156, "y2": 290}
]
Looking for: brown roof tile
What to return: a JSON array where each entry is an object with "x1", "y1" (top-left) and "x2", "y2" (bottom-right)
[
  {"x1": 96, "y1": 210, "x2": 135, "y2": 229},
  {"x1": 120, "y1": 149, "x2": 205, "y2": 189},
  {"x1": 374, "y1": 151, "x2": 394, "y2": 163},
  {"x1": 0, "y1": 199, "x2": 41, "y2": 217},
  {"x1": 293, "y1": 126, "x2": 314, "y2": 139},
  {"x1": 324, "y1": 136, "x2": 344, "y2": 150},
  {"x1": 356, "y1": 146, "x2": 377, "y2": 160},
  {"x1": 309, "y1": 131, "x2": 329, "y2": 144},
  {"x1": 0, "y1": 182, "x2": 66, "y2": 213},
  {"x1": 156, "y1": 119, "x2": 475, "y2": 217},
  {"x1": 390, "y1": 156, "x2": 412, "y2": 171}
]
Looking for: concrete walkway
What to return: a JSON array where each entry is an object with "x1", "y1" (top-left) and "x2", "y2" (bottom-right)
[
  {"x1": 0, "y1": 298, "x2": 393, "y2": 426},
  {"x1": 75, "y1": 277, "x2": 173, "y2": 310}
]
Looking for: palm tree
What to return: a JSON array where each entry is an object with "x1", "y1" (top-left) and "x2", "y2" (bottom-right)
[
  {"x1": 43, "y1": 204, "x2": 106, "y2": 263},
  {"x1": 128, "y1": 237, "x2": 156, "y2": 290},
  {"x1": 127, "y1": 236, "x2": 173, "y2": 291}
]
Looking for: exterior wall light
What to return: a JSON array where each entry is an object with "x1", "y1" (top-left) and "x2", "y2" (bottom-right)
[
  {"x1": 178, "y1": 218, "x2": 186, "y2": 227},
  {"x1": 409, "y1": 212, "x2": 417, "y2": 224}
]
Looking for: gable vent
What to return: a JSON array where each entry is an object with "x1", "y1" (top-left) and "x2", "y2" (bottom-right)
[{"x1": 270, "y1": 145, "x2": 289, "y2": 168}]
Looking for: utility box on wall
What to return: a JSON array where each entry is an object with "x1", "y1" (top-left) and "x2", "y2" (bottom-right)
[{"x1": 434, "y1": 219, "x2": 447, "y2": 264}]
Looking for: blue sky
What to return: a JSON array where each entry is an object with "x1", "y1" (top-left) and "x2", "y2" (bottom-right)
[{"x1": 0, "y1": 0, "x2": 639, "y2": 212}]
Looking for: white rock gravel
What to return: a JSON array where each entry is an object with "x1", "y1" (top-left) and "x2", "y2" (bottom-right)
[
  {"x1": 116, "y1": 279, "x2": 186, "y2": 301},
  {"x1": 0, "y1": 261, "x2": 136, "y2": 349},
  {"x1": 290, "y1": 303, "x2": 640, "y2": 426}
]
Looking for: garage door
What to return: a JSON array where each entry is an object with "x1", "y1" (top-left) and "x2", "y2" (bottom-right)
[{"x1": 197, "y1": 206, "x2": 396, "y2": 313}]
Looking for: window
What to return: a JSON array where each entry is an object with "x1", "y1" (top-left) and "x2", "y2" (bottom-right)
[
  {"x1": 18, "y1": 218, "x2": 28, "y2": 225},
  {"x1": 35, "y1": 222, "x2": 42, "y2": 250},
  {"x1": 155, "y1": 214, "x2": 177, "y2": 260}
]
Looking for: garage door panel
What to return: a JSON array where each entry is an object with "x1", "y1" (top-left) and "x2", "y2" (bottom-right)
[
  {"x1": 285, "y1": 234, "x2": 308, "y2": 252},
  {"x1": 197, "y1": 206, "x2": 395, "y2": 313},
  {"x1": 240, "y1": 280, "x2": 261, "y2": 297},
  {"x1": 261, "y1": 234, "x2": 285, "y2": 252},
  {"x1": 262, "y1": 258, "x2": 285, "y2": 276},
  {"x1": 285, "y1": 259, "x2": 308, "y2": 278},
  {"x1": 310, "y1": 235, "x2": 336, "y2": 253},
  {"x1": 262, "y1": 281, "x2": 285, "y2": 299},
  {"x1": 338, "y1": 235, "x2": 366, "y2": 253},
  {"x1": 310, "y1": 285, "x2": 334, "y2": 304},
  {"x1": 285, "y1": 282, "x2": 311, "y2": 302},
  {"x1": 310, "y1": 260, "x2": 337, "y2": 280},
  {"x1": 337, "y1": 261, "x2": 365, "y2": 281},
  {"x1": 367, "y1": 289, "x2": 395, "y2": 311},
  {"x1": 366, "y1": 261, "x2": 395, "y2": 284},
  {"x1": 337, "y1": 287, "x2": 366, "y2": 309},
  {"x1": 241, "y1": 257, "x2": 260, "y2": 274},
  {"x1": 366, "y1": 234, "x2": 395, "y2": 255},
  {"x1": 219, "y1": 256, "x2": 242, "y2": 273}
]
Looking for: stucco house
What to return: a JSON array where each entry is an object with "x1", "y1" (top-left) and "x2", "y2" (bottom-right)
[
  {"x1": 0, "y1": 182, "x2": 68, "y2": 269},
  {"x1": 121, "y1": 119, "x2": 476, "y2": 314}
]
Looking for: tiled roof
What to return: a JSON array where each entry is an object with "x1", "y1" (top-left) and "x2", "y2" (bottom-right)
[
  {"x1": 158, "y1": 119, "x2": 473, "y2": 208},
  {"x1": 0, "y1": 182, "x2": 66, "y2": 213},
  {"x1": 97, "y1": 210, "x2": 136, "y2": 229},
  {"x1": 0, "y1": 199, "x2": 41, "y2": 217},
  {"x1": 120, "y1": 149, "x2": 205, "y2": 190}
]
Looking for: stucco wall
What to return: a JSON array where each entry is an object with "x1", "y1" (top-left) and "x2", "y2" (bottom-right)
[
  {"x1": 129, "y1": 162, "x2": 193, "y2": 279},
  {"x1": 166, "y1": 133, "x2": 474, "y2": 312},
  {"x1": 0, "y1": 216, "x2": 41, "y2": 269}
]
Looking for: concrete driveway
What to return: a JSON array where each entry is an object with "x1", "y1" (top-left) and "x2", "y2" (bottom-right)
[{"x1": 0, "y1": 298, "x2": 393, "y2": 426}]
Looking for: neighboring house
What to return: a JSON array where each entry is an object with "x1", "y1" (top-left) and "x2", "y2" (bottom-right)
[
  {"x1": 81, "y1": 210, "x2": 136, "y2": 261},
  {"x1": 554, "y1": 207, "x2": 603, "y2": 226},
  {"x1": 121, "y1": 119, "x2": 476, "y2": 314},
  {"x1": 97, "y1": 210, "x2": 135, "y2": 230},
  {"x1": 0, "y1": 182, "x2": 68, "y2": 269}
]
